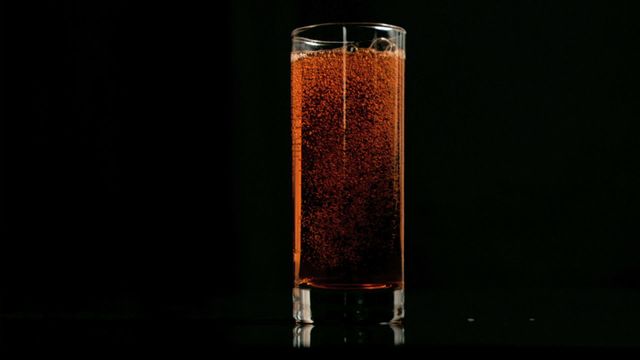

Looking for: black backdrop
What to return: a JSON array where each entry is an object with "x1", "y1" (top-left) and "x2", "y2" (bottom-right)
[{"x1": 2, "y1": 0, "x2": 639, "y2": 319}]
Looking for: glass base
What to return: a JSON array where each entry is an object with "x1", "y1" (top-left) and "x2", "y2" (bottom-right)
[{"x1": 292, "y1": 287, "x2": 404, "y2": 324}]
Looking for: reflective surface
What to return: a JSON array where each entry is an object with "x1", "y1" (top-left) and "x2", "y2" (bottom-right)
[{"x1": 2, "y1": 290, "x2": 640, "y2": 351}]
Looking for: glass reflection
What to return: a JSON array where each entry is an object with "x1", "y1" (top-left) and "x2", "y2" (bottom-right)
[
  {"x1": 293, "y1": 324, "x2": 314, "y2": 348},
  {"x1": 293, "y1": 324, "x2": 404, "y2": 348}
]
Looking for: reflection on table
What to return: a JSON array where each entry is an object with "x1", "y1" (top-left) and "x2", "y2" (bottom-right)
[{"x1": 293, "y1": 324, "x2": 404, "y2": 348}]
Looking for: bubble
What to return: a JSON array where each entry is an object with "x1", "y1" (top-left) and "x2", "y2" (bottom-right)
[
  {"x1": 370, "y1": 37, "x2": 396, "y2": 52},
  {"x1": 291, "y1": 46, "x2": 404, "y2": 282}
]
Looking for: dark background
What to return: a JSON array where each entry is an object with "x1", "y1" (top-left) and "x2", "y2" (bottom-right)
[{"x1": 2, "y1": 0, "x2": 639, "y2": 349}]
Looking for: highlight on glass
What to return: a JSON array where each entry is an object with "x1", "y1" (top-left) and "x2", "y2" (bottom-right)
[{"x1": 291, "y1": 23, "x2": 405, "y2": 324}]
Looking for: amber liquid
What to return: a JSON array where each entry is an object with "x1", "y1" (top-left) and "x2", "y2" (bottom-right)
[{"x1": 292, "y1": 47, "x2": 404, "y2": 290}]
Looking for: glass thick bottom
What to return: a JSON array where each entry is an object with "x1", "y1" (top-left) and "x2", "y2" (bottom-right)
[{"x1": 292, "y1": 287, "x2": 405, "y2": 324}]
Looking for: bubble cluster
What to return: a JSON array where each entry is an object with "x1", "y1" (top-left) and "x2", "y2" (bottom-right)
[{"x1": 292, "y1": 46, "x2": 405, "y2": 289}]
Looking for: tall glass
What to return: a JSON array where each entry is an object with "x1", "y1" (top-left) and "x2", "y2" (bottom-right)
[{"x1": 291, "y1": 23, "x2": 405, "y2": 324}]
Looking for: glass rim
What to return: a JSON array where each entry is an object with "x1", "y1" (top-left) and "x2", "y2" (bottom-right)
[{"x1": 291, "y1": 22, "x2": 406, "y2": 38}]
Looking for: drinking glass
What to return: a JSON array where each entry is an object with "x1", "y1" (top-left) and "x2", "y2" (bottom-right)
[{"x1": 291, "y1": 23, "x2": 406, "y2": 324}]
